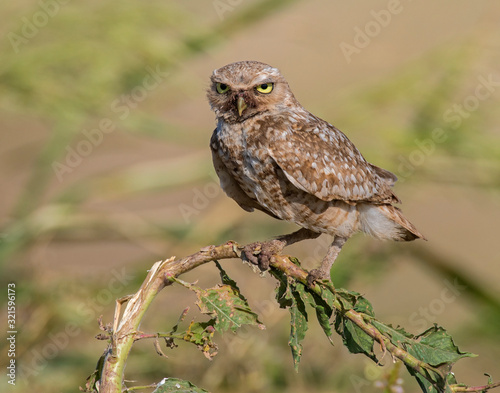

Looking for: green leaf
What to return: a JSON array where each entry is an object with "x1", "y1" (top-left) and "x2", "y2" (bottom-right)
[
  {"x1": 289, "y1": 282, "x2": 308, "y2": 371},
  {"x1": 336, "y1": 317, "x2": 377, "y2": 362},
  {"x1": 406, "y1": 326, "x2": 476, "y2": 392},
  {"x1": 334, "y1": 288, "x2": 356, "y2": 310},
  {"x1": 272, "y1": 271, "x2": 309, "y2": 370},
  {"x1": 375, "y1": 322, "x2": 475, "y2": 368},
  {"x1": 174, "y1": 268, "x2": 263, "y2": 334},
  {"x1": 409, "y1": 372, "x2": 442, "y2": 393},
  {"x1": 335, "y1": 289, "x2": 375, "y2": 317},
  {"x1": 195, "y1": 284, "x2": 263, "y2": 333},
  {"x1": 446, "y1": 373, "x2": 458, "y2": 385},
  {"x1": 272, "y1": 269, "x2": 293, "y2": 309},
  {"x1": 182, "y1": 319, "x2": 218, "y2": 359},
  {"x1": 352, "y1": 295, "x2": 375, "y2": 317},
  {"x1": 407, "y1": 366, "x2": 456, "y2": 393},
  {"x1": 152, "y1": 377, "x2": 209, "y2": 393},
  {"x1": 409, "y1": 325, "x2": 476, "y2": 367},
  {"x1": 372, "y1": 321, "x2": 476, "y2": 392},
  {"x1": 372, "y1": 321, "x2": 415, "y2": 344},
  {"x1": 214, "y1": 261, "x2": 241, "y2": 295},
  {"x1": 81, "y1": 351, "x2": 106, "y2": 392},
  {"x1": 308, "y1": 291, "x2": 334, "y2": 342},
  {"x1": 332, "y1": 290, "x2": 377, "y2": 361}
]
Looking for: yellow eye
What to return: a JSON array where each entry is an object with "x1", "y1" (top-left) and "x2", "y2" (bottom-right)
[
  {"x1": 255, "y1": 83, "x2": 274, "y2": 94},
  {"x1": 216, "y1": 83, "x2": 230, "y2": 94}
]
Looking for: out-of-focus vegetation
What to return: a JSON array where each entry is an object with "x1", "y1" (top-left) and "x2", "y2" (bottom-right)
[{"x1": 0, "y1": 1, "x2": 499, "y2": 392}]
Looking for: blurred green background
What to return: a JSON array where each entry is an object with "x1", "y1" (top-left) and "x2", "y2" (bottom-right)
[{"x1": 1, "y1": 1, "x2": 500, "y2": 392}]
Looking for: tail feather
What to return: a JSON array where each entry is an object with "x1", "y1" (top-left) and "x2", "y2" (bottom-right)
[{"x1": 358, "y1": 204, "x2": 426, "y2": 242}]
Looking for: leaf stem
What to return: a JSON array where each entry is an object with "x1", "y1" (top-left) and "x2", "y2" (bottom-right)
[{"x1": 451, "y1": 381, "x2": 500, "y2": 392}]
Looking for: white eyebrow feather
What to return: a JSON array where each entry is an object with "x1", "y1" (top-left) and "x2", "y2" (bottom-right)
[{"x1": 252, "y1": 74, "x2": 274, "y2": 84}]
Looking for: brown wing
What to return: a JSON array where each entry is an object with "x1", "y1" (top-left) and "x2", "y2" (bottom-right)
[
  {"x1": 267, "y1": 115, "x2": 399, "y2": 204},
  {"x1": 369, "y1": 163, "x2": 398, "y2": 187},
  {"x1": 210, "y1": 131, "x2": 281, "y2": 219}
]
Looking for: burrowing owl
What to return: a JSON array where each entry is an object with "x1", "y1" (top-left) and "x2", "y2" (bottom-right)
[{"x1": 207, "y1": 60, "x2": 425, "y2": 282}]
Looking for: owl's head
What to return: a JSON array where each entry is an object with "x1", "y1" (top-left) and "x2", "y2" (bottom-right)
[{"x1": 207, "y1": 61, "x2": 297, "y2": 123}]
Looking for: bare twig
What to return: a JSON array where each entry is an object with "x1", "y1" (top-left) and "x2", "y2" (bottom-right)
[{"x1": 451, "y1": 382, "x2": 500, "y2": 392}]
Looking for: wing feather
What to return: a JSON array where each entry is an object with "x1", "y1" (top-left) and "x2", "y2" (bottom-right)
[{"x1": 267, "y1": 115, "x2": 399, "y2": 204}]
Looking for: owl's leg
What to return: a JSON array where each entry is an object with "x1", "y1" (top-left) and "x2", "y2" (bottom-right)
[
  {"x1": 307, "y1": 236, "x2": 348, "y2": 286},
  {"x1": 242, "y1": 228, "x2": 320, "y2": 271}
]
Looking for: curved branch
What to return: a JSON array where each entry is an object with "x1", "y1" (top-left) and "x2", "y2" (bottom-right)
[
  {"x1": 98, "y1": 242, "x2": 240, "y2": 393},
  {"x1": 96, "y1": 241, "x2": 499, "y2": 393}
]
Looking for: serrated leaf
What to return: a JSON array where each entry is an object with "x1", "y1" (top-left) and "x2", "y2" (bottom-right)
[
  {"x1": 194, "y1": 284, "x2": 263, "y2": 333},
  {"x1": 409, "y1": 325, "x2": 476, "y2": 367},
  {"x1": 308, "y1": 292, "x2": 334, "y2": 342},
  {"x1": 182, "y1": 320, "x2": 218, "y2": 359},
  {"x1": 375, "y1": 322, "x2": 475, "y2": 368},
  {"x1": 342, "y1": 319, "x2": 377, "y2": 362},
  {"x1": 272, "y1": 271, "x2": 309, "y2": 369},
  {"x1": 214, "y1": 261, "x2": 242, "y2": 296},
  {"x1": 335, "y1": 289, "x2": 357, "y2": 310},
  {"x1": 153, "y1": 377, "x2": 209, "y2": 393},
  {"x1": 373, "y1": 321, "x2": 476, "y2": 392},
  {"x1": 409, "y1": 372, "x2": 440, "y2": 393},
  {"x1": 318, "y1": 286, "x2": 336, "y2": 305},
  {"x1": 333, "y1": 290, "x2": 377, "y2": 361},
  {"x1": 335, "y1": 289, "x2": 375, "y2": 317},
  {"x1": 289, "y1": 282, "x2": 308, "y2": 371},
  {"x1": 352, "y1": 295, "x2": 375, "y2": 317},
  {"x1": 372, "y1": 321, "x2": 415, "y2": 343},
  {"x1": 407, "y1": 366, "x2": 457, "y2": 393},
  {"x1": 81, "y1": 351, "x2": 106, "y2": 392},
  {"x1": 272, "y1": 270, "x2": 293, "y2": 309}
]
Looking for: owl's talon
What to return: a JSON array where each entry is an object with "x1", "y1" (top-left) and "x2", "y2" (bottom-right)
[
  {"x1": 306, "y1": 269, "x2": 330, "y2": 288},
  {"x1": 241, "y1": 244, "x2": 261, "y2": 267},
  {"x1": 241, "y1": 240, "x2": 283, "y2": 272}
]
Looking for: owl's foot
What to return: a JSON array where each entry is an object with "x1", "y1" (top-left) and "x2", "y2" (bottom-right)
[
  {"x1": 307, "y1": 236, "x2": 349, "y2": 287},
  {"x1": 241, "y1": 229, "x2": 321, "y2": 272},
  {"x1": 306, "y1": 268, "x2": 330, "y2": 288},
  {"x1": 241, "y1": 239, "x2": 285, "y2": 271}
]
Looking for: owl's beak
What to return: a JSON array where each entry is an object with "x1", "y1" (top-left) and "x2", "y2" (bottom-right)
[{"x1": 237, "y1": 96, "x2": 247, "y2": 116}]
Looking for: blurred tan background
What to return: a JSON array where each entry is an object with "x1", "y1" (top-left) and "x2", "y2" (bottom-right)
[{"x1": 1, "y1": 1, "x2": 499, "y2": 392}]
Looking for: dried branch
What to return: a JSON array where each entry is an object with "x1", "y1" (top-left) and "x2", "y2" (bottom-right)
[
  {"x1": 98, "y1": 242, "x2": 239, "y2": 393},
  {"x1": 95, "y1": 241, "x2": 499, "y2": 393}
]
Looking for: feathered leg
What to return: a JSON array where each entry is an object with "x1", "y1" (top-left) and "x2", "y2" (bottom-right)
[{"x1": 307, "y1": 236, "x2": 348, "y2": 286}]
